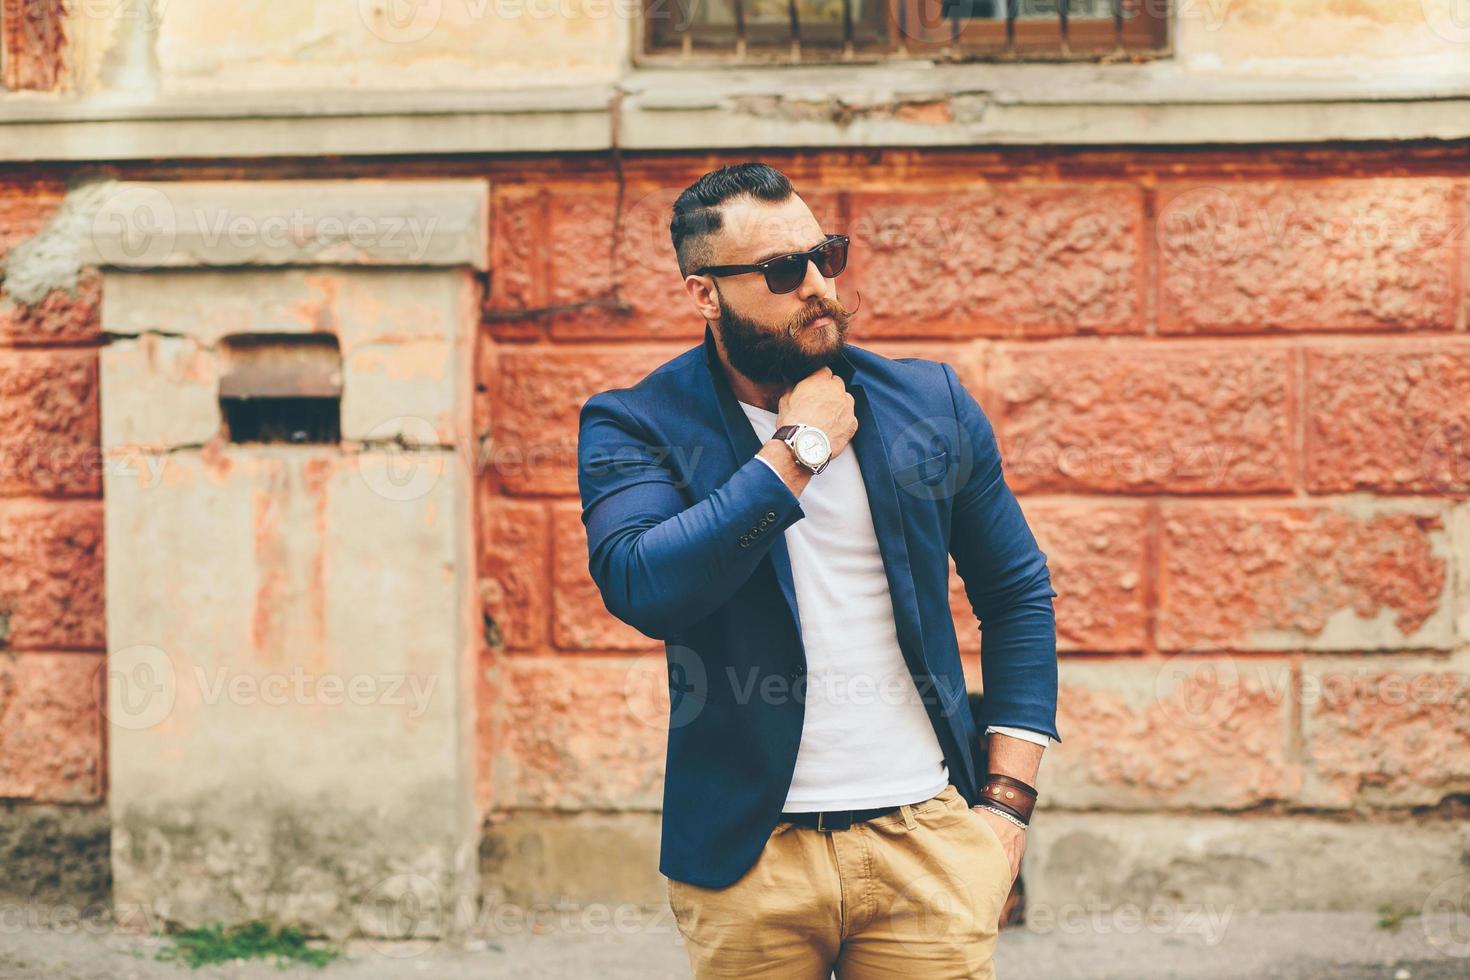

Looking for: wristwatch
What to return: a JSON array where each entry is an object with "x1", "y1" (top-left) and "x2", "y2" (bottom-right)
[{"x1": 773, "y1": 424, "x2": 833, "y2": 475}]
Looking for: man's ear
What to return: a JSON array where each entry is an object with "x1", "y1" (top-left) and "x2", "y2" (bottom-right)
[{"x1": 684, "y1": 274, "x2": 721, "y2": 321}]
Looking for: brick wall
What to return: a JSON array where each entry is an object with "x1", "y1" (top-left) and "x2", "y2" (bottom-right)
[
  {"x1": 478, "y1": 151, "x2": 1470, "y2": 819},
  {"x1": 2, "y1": 148, "x2": 1467, "y2": 827},
  {"x1": 0, "y1": 180, "x2": 105, "y2": 806}
]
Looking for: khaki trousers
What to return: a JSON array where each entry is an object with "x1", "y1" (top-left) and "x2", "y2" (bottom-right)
[{"x1": 665, "y1": 783, "x2": 1013, "y2": 979}]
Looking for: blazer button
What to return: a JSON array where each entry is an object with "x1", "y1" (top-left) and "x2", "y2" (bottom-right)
[
  {"x1": 738, "y1": 535, "x2": 750, "y2": 547},
  {"x1": 765, "y1": 510, "x2": 776, "y2": 521}
]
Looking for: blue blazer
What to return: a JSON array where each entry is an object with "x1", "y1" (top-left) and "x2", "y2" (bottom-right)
[{"x1": 577, "y1": 323, "x2": 1061, "y2": 888}]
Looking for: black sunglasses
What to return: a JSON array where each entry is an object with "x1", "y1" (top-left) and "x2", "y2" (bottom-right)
[{"x1": 695, "y1": 234, "x2": 850, "y2": 294}]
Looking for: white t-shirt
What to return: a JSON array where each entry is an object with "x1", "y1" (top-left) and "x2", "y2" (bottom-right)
[{"x1": 739, "y1": 399, "x2": 951, "y2": 811}]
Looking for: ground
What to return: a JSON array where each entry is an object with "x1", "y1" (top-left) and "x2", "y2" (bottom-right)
[{"x1": 1, "y1": 911, "x2": 1465, "y2": 980}]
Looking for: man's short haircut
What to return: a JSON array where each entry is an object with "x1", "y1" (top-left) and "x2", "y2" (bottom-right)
[{"x1": 670, "y1": 162, "x2": 794, "y2": 279}]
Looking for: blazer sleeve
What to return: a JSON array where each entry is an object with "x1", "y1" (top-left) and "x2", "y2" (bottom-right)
[
  {"x1": 577, "y1": 390, "x2": 807, "y2": 641},
  {"x1": 942, "y1": 361, "x2": 1062, "y2": 744}
]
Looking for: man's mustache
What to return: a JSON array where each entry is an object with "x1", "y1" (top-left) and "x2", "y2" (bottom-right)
[{"x1": 789, "y1": 290, "x2": 862, "y2": 334}]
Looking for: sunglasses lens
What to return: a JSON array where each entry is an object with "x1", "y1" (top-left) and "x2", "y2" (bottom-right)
[
  {"x1": 814, "y1": 238, "x2": 848, "y2": 278},
  {"x1": 765, "y1": 256, "x2": 808, "y2": 294},
  {"x1": 760, "y1": 238, "x2": 849, "y2": 293}
]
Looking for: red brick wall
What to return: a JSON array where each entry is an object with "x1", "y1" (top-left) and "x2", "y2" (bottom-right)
[
  {"x1": 478, "y1": 151, "x2": 1469, "y2": 816},
  {"x1": 1, "y1": 148, "x2": 1466, "y2": 819},
  {"x1": 0, "y1": 180, "x2": 105, "y2": 805}
]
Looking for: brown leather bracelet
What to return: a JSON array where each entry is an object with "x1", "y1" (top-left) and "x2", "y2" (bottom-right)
[
  {"x1": 980, "y1": 773, "x2": 1038, "y2": 824},
  {"x1": 987, "y1": 772, "x2": 1038, "y2": 798}
]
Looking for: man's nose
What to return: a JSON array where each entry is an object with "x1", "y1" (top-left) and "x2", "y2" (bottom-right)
[{"x1": 794, "y1": 255, "x2": 828, "y2": 302}]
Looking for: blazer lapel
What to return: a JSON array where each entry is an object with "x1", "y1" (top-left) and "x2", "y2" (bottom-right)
[
  {"x1": 701, "y1": 325, "x2": 805, "y2": 638},
  {"x1": 847, "y1": 385, "x2": 931, "y2": 676},
  {"x1": 700, "y1": 325, "x2": 930, "y2": 678}
]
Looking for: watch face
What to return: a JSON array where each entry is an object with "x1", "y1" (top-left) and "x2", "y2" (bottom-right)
[{"x1": 795, "y1": 430, "x2": 828, "y2": 465}]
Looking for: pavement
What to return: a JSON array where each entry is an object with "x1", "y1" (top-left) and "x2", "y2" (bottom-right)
[{"x1": 1, "y1": 911, "x2": 1466, "y2": 979}]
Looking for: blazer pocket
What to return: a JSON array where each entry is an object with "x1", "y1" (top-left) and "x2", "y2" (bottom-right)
[{"x1": 893, "y1": 450, "x2": 949, "y2": 489}]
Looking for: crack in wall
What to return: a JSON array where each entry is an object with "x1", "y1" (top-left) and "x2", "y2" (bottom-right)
[{"x1": 725, "y1": 92, "x2": 991, "y2": 127}]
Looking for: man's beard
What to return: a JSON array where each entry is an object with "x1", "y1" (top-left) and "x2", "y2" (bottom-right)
[{"x1": 714, "y1": 284, "x2": 853, "y2": 387}]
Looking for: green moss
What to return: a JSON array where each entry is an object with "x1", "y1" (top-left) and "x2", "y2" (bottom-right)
[
  {"x1": 1376, "y1": 902, "x2": 1419, "y2": 932},
  {"x1": 154, "y1": 920, "x2": 340, "y2": 969}
]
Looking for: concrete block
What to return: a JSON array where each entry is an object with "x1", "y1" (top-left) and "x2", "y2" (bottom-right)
[
  {"x1": 1299, "y1": 647, "x2": 1470, "y2": 808},
  {"x1": 1457, "y1": 502, "x2": 1470, "y2": 643},
  {"x1": 101, "y1": 268, "x2": 476, "y2": 448},
  {"x1": 479, "y1": 811, "x2": 665, "y2": 912},
  {"x1": 100, "y1": 334, "x2": 220, "y2": 450},
  {"x1": 84, "y1": 180, "x2": 488, "y2": 270},
  {"x1": 0, "y1": 804, "x2": 111, "y2": 908},
  {"x1": 491, "y1": 657, "x2": 667, "y2": 811},
  {"x1": 0, "y1": 654, "x2": 105, "y2": 803},
  {"x1": 1048, "y1": 656, "x2": 1296, "y2": 810},
  {"x1": 104, "y1": 449, "x2": 478, "y2": 940},
  {"x1": 0, "y1": 502, "x2": 105, "y2": 653},
  {"x1": 1024, "y1": 810, "x2": 1470, "y2": 915},
  {"x1": 1159, "y1": 498, "x2": 1456, "y2": 652}
]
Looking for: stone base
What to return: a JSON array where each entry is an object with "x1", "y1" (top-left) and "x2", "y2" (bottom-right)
[
  {"x1": 0, "y1": 804, "x2": 110, "y2": 908},
  {"x1": 7, "y1": 804, "x2": 1466, "y2": 940},
  {"x1": 480, "y1": 810, "x2": 665, "y2": 907},
  {"x1": 478, "y1": 808, "x2": 1470, "y2": 920},
  {"x1": 112, "y1": 786, "x2": 479, "y2": 942},
  {"x1": 1026, "y1": 810, "x2": 1470, "y2": 916}
]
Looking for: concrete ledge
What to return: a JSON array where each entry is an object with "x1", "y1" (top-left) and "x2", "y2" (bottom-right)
[
  {"x1": 620, "y1": 64, "x2": 1470, "y2": 148},
  {"x1": 82, "y1": 180, "x2": 489, "y2": 270},
  {"x1": 9, "y1": 66, "x2": 1470, "y2": 161},
  {"x1": 0, "y1": 88, "x2": 612, "y2": 161}
]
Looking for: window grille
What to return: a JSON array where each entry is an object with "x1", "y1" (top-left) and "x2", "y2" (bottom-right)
[{"x1": 644, "y1": 0, "x2": 1169, "y2": 64}]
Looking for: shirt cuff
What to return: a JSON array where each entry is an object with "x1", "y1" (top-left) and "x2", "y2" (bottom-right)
[
  {"x1": 752, "y1": 452, "x2": 783, "y2": 478},
  {"x1": 984, "y1": 725, "x2": 1052, "y2": 748}
]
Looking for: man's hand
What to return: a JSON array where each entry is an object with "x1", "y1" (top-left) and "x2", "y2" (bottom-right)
[
  {"x1": 775, "y1": 366, "x2": 858, "y2": 459},
  {"x1": 971, "y1": 805, "x2": 1025, "y2": 888}
]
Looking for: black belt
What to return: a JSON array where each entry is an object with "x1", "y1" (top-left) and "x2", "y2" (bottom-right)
[{"x1": 778, "y1": 804, "x2": 903, "y2": 832}]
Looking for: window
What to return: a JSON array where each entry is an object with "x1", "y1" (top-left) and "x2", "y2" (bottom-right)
[
  {"x1": 643, "y1": 0, "x2": 1169, "y2": 64},
  {"x1": 218, "y1": 335, "x2": 343, "y2": 445}
]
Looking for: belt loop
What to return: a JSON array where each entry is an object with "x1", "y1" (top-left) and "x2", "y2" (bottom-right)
[{"x1": 899, "y1": 802, "x2": 916, "y2": 830}]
